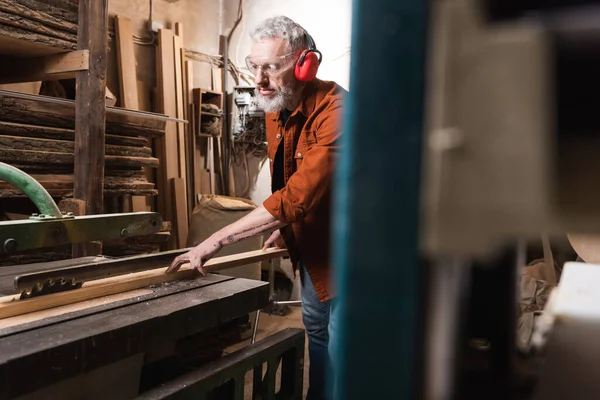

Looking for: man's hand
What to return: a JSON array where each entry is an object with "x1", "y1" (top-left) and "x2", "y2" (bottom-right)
[
  {"x1": 263, "y1": 229, "x2": 286, "y2": 250},
  {"x1": 166, "y1": 205, "x2": 287, "y2": 275},
  {"x1": 166, "y1": 238, "x2": 223, "y2": 275}
]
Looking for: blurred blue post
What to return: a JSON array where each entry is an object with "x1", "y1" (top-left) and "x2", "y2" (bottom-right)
[{"x1": 332, "y1": 0, "x2": 429, "y2": 398}]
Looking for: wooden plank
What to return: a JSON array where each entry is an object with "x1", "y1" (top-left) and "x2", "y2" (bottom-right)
[
  {"x1": 114, "y1": 15, "x2": 139, "y2": 110},
  {"x1": 0, "y1": 9, "x2": 77, "y2": 43},
  {"x1": 0, "y1": 24, "x2": 76, "y2": 54},
  {"x1": 155, "y1": 28, "x2": 180, "y2": 249},
  {"x1": 3, "y1": 164, "x2": 148, "y2": 178},
  {"x1": 0, "y1": 0, "x2": 78, "y2": 33},
  {"x1": 0, "y1": 175, "x2": 154, "y2": 190},
  {"x1": 0, "y1": 90, "x2": 167, "y2": 138},
  {"x1": 13, "y1": 0, "x2": 78, "y2": 24},
  {"x1": 0, "y1": 148, "x2": 158, "y2": 167},
  {"x1": 0, "y1": 121, "x2": 148, "y2": 146},
  {"x1": 172, "y1": 177, "x2": 189, "y2": 248},
  {"x1": 19, "y1": 0, "x2": 79, "y2": 14},
  {"x1": 0, "y1": 181, "x2": 154, "y2": 191},
  {"x1": 0, "y1": 248, "x2": 287, "y2": 319},
  {"x1": 173, "y1": 33, "x2": 187, "y2": 180},
  {"x1": 0, "y1": 187, "x2": 157, "y2": 198},
  {"x1": 137, "y1": 80, "x2": 151, "y2": 112},
  {"x1": 0, "y1": 135, "x2": 151, "y2": 157},
  {"x1": 0, "y1": 50, "x2": 90, "y2": 85},
  {"x1": 186, "y1": 62, "x2": 197, "y2": 213},
  {"x1": 211, "y1": 68, "x2": 222, "y2": 92},
  {"x1": 173, "y1": 28, "x2": 190, "y2": 231}
]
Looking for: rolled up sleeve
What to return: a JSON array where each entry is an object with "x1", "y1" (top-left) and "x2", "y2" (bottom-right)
[{"x1": 263, "y1": 100, "x2": 343, "y2": 224}]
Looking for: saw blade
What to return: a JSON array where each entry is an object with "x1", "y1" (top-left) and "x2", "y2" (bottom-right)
[
  {"x1": 14, "y1": 248, "x2": 190, "y2": 295},
  {"x1": 19, "y1": 278, "x2": 83, "y2": 299}
]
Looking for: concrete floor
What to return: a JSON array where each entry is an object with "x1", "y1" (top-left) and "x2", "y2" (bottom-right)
[{"x1": 224, "y1": 306, "x2": 309, "y2": 399}]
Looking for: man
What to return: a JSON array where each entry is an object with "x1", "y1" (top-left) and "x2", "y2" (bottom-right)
[{"x1": 167, "y1": 15, "x2": 346, "y2": 400}]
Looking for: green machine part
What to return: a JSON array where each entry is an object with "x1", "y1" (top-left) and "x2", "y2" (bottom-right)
[
  {"x1": 0, "y1": 161, "x2": 62, "y2": 217},
  {"x1": 0, "y1": 162, "x2": 164, "y2": 256}
]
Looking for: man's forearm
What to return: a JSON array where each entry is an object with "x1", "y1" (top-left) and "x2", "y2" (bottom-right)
[{"x1": 208, "y1": 205, "x2": 287, "y2": 248}]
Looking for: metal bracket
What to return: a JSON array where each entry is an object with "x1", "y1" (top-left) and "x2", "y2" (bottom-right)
[{"x1": 0, "y1": 212, "x2": 163, "y2": 256}]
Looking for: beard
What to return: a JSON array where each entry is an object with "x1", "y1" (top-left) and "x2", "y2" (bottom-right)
[{"x1": 256, "y1": 83, "x2": 295, "y2": 113}]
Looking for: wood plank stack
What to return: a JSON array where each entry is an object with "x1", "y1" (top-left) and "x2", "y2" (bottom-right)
[
  {"x1": 0, "y1": 0, "x2": 78, "y2": 55},
  {"x1": 0, "y1": 90, "x2": 167, "y2": 199}
]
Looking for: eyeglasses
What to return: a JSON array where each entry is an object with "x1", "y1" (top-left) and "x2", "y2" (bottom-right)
[{"x1": 244, "y1": 52, "x2": 298, "y2": 77}]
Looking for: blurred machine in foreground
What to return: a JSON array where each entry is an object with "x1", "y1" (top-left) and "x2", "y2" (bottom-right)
[{"x1": 418, "y1": 0, "x2": 600, "y2": 399}]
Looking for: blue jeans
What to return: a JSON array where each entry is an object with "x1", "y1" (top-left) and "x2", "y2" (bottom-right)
[{"x1": 300, "y1": 265, "x2": 338, "y2": 400}]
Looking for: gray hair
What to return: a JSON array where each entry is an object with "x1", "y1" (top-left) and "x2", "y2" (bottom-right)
[{"x1": 250, "y1": 16, "x2": 309, "y2": 53}]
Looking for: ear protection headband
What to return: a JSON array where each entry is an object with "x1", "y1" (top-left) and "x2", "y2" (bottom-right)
[{"x1": 294, "y1": 33, "x2": 322, "y2": 82}]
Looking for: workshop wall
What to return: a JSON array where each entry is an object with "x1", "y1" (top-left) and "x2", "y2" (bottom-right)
[
  {"x1": 107, "y1": 0, "x2": 226, "y2": 108},
  {"x1": 225, "y1": 0, "x2": 353, "y2": 204}
]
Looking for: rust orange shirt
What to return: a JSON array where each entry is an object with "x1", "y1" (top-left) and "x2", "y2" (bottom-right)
[{"x1": 263, "y1": 79, "x2": 347, "y2": 302}]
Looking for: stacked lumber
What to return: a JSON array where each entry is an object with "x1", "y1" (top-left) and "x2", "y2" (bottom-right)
[
  {"x1": 0, "y1": 0, "x2": 78, "y2": 54},
  {"x1": 0, "y1": 90, "x2": 167, "y2": 198}
]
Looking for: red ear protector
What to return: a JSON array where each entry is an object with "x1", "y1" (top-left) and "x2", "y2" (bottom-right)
[{"x1": 294, "y1": 33, "x2": 322, "y2": 82}]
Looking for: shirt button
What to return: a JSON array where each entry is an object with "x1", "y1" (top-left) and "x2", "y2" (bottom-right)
[
  {"x1": 276, "y1": 134, "x2": 282, "y2": 139},
  {"x1": 297, "y1": 152, "x2": 302, "y2": 158}
]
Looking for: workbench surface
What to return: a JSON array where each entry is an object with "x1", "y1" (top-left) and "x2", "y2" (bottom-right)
[{"x1": 0, "y1": 274, "x2": 269, "y2": 400}]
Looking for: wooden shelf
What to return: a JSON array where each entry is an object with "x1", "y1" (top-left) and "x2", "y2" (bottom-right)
[{"x1": 0, "y1": 50, "x2": 88, "y2": 84}]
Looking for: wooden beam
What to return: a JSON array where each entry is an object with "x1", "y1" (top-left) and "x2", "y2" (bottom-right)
[
  {"x1": 0, "y1": 90, "x2": 167, "y2": 138},
  {"x1": 114, "y1": 16, "x2": 138, "y2": 110},
  {"x1": 173, "y1": 26, "x2": 189, "y2": 245},
  {"x1": 155, "y1": 28, "x2": 180, "y2": 249},
  {"x1": 0, "y1": 50, "x2": 88, "y2": 84},
  {"x1": 185, "y1": 60, "x2": 196, "y2": 215},
  {"x1": 0, "y1": 135, "x2": 151, "y2": 157},
  {"x1": 0, "y1": 1, "x2": 78, "y2": 33},
  {"x1": 0, "y1": 248, "x2": 288, "y2": 320},
  {"x1": 0, "y1": 121, "x2": 149, "y2": 146},
  {"x1": 11, "y1": 0, "x2": 78, "y2": 24},
  {"x1": 0, "y1": 9, "x2": 77, "y2": 43},
  {"x1": 172, "y1": 177, "x2": 188, "y2": 248},
  {"x1": 73, "y1": 0, "x2": 109, "y2": 257}
]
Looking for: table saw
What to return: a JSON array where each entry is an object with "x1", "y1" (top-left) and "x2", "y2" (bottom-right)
[{"x1": 0, "y1": 162, "x2": 304, "y2": 399}]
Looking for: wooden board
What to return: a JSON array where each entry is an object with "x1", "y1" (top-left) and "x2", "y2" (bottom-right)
[
  {"x1": 172, "y1": 177, "x2": 189, "y2": 248},
  {"x1": 0, "y1": 174, "x2": 154, "y2": 190},
  {"x1": 0, "y1": 247, "x2": 287, "y2": 319},
  {"x1": 173, "y1": 33, "x2": 187, "y2": 180},
  {"x1": 115, "y1": 15, "x2": 139, "y2": 110},
  {"x1": 0, "y1": 24, "x2": 76, "y2": 55},
  {"x1": 0, "y1": 1, "x2": 78, "y2": 33},
  {"x1": 18, "y1": 0, "x2": 79, "y2": 14},
  {"x1": 0, "y1": 90, "x2": 167, "y2": 138},
  {"x1": 173, "y1": 27, "x2": 190, "y2": 233},
  {"x1": 0, "y1": 148, "x2": 159, "y2": 167},
  {"x1": 0, "y1": 121, "x2": 148, "y2": 146},
  {"x1": 13, "y1": 0, "x2": 78, "y2": 24},
  {"x1": 0, "y1": 9, "x2": 77, "y2": 43},
  {"x1": 212, "y1": 68, "x2": 222, "y2": 92},
  {"x1": 0, "y1": 187, "x2": 157, "y2": 198},
  {"x1": 185, "y1": 61, "x2": 197, "y2": 214},
  {"x1": 0, "y1": 135, "x2": 152, "y2": 157},
  {"x1": 155, "y1": 28, "x2": 180, "y2": 248}
]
